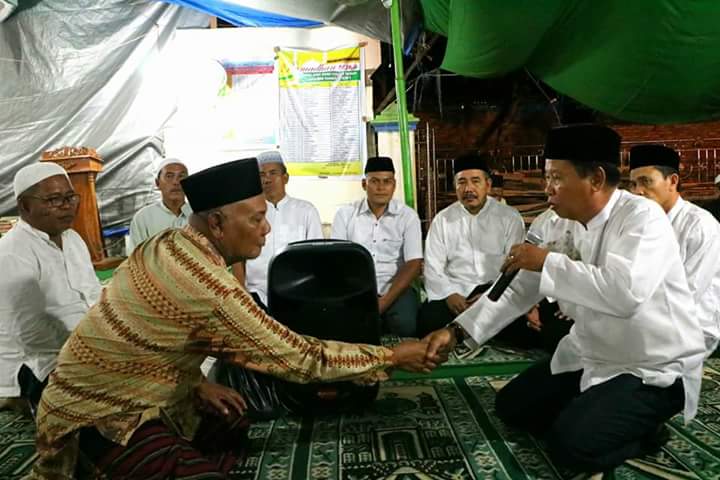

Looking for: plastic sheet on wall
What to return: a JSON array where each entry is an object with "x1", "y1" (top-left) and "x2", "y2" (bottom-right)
[
  {"x1": 159, "y1": 0, "x2": 422, "y2": 46},
  {"x1": 162, "y1": 0, "x2": 322, "y2": 27},
  {"x1": 0, "y1": 1, "x2": 208, "y2": 224}
]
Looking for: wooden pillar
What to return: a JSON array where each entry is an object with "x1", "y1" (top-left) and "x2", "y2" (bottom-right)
[{"x1": 41, "y1": 147, "x2": 105, "y2": 265}]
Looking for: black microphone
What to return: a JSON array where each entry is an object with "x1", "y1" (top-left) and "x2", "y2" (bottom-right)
[{"x1": 486, "y1": 231, "x2": 543, "y2": 302}]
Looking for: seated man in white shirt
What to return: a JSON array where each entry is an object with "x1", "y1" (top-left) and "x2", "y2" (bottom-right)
[
  {"x1": 423, "y1": 125, "x2": 706, "y2": 474},
  {"x1": 0, "y1": 163, "x2": 101, "y2": 412},
  {"x1": 418, "y1": 153, "x2": 525, "y2": 338},
  {"x1": 629, "y1": 144, "x2": 720, "y2": 357},
  {"x1": 703, "y1": 174, "x2": 720, "y2": 221},
  {"x1": 332, "y1": 156, "x2": 423, "y2": 337},
  {"x1": 127, "y1": 158, "x2": 192, "y2": 254},
  {"x1": 240, "y1": 150, "x2": 323, "y2": 310}
]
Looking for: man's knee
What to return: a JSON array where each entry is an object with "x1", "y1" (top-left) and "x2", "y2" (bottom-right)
[
  {"x1": 382, "y1": 290, "x2": 419, "y2": 337},
  {"x1": 546, "y1": 422, "x2": 601, "y2": 472},
  {"x1": 494, "y1": 379, "x2": 533, "y2": 428}
]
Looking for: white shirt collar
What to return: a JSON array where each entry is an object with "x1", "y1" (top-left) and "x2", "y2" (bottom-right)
[
  {"x1": 16, "y1": 218, "x2": 69, "y2": 248},
  {"x1": 586, "y1": 189, "x2": 621, "y2": 231},
  {"x1": 667, "y1": 196, "x2": 685, "y2": 223},
  {"x1": 268, "y1": 194, "x2": 290, "y2": 210},
  {"x1": 359, "y1": 198, "x2": 400, "y2": 217},
  {"x1": 158, "y1": 200, "x2": 191, "y2": 217},
  {"x1": 458, "y1": 196, "x2": 494, "y2": 218}
]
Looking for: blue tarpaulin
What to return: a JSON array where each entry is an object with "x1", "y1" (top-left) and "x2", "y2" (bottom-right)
[{"x1": 162, "y1": 0, "x2": 322, "y2": 27}]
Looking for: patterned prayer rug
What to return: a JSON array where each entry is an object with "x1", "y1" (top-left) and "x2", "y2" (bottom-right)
[
  {"x1": 3, "y1": 361, "x2": 720, "y2": 479},
  {"x1": 227, "y1": 366, "x2": 720, "y2": 480}
]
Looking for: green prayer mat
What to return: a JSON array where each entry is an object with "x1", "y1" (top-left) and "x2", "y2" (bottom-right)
[
  {"x1": 228, "y1": 364, "x2": 720, "y2": 480},
  {"x1": 4, "y1": 360, "x2": 720, "y2": 479}
]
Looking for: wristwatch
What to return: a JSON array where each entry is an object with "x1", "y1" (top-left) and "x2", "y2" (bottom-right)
[
  {"x1": 448, "y1": 322, "x2": 467, "y2": 343},
  {"x1": 447, "y1": 322, "x2": 477, "y2": 350}
]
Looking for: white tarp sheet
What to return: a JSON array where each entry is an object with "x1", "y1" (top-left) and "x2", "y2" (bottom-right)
[{"x1": 0, "y1": 0, "x2": 207, "y2": 224}]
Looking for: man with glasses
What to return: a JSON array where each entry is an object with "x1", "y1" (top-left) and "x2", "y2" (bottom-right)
[
  {"x1": 418, "y1": 153, "x2": 525, "y2": 338},
  {"x1": 240, "y1": 150, "x2": 322, "y2": 310},
  {"x1": 126, "y1": 158, "x2": 191, "y2": 254},
  {"x1": 0, "y1": 162, "x2": 100, "y2": 414},
  {"x1": 331, "y1": 156, "x2": 423, "y2": 337}
]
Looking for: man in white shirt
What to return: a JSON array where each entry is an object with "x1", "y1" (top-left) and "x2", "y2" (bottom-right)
[
  {"x1": 126, "y1": 158, "x2": 192, "y2": 254},
  {"x1": 0, "y1": 163, "x2": 101, "y2": 411},
  {"x1": 332, "y1": 156, "x2": 423, "y2": 337},
  {"x1": 629, "y1": 144, "x2": 720, "y2": 357},
  {"x1": 423, "y1": 125, "x2": 706, "y2": 474},
  {"x1": 241, "y1": 150, "x2": 323, "y2": 310},
  {"x1": 418, "y1": 153, "x2": 525, "y2": 337},
  {"x1": 702, "y1": 174, "x2": 720, "y2": 222}
]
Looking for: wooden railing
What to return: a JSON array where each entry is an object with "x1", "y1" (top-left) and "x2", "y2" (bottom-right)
[{"x1": 416, "y1": 127, "x2": 720, "y2": 226}]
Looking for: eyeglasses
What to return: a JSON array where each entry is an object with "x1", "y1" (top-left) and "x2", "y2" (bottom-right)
[{"x1": 25, "y1": 193, "x2": 81, "y2": 208}]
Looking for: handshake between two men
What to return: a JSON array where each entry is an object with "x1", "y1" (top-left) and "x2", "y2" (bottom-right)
[
  {"x1": 390, "y1": 327, "x2": 460, "y2": 374},
  {"x1": 393, "y1": 239, "x2": 552, "y2": 374}
]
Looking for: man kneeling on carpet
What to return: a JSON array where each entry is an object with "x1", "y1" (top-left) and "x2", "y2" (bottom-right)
[
  {"x1": 422, "y1": 124, "x2": 706, "y2": 475},
  {"x1": 27, "y1": 158, "x2": 439, "y2": 480}
]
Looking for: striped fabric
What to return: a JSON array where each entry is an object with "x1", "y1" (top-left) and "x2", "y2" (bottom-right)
[
  {"x1": 28, "y1": 226, "x2": 393, "y2": 479},
  {"x1": 89, "y1": 418, "x2": 249, "y2": 479}
]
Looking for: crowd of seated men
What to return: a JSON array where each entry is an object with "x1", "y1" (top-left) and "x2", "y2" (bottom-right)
[{"x1": 1, "y1": 124, "x2": 719, "y2": 479}]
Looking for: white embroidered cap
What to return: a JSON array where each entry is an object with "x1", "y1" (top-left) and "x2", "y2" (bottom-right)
[
  {"x1": 156, "y1": 158, "x2": 187, "y2": 176},
  {"x1": 13, "y1": 162, "x2": 70, "y2": 199},
  {"x1": 256, "y1": 150, "x2": 284, "y2": 166}
]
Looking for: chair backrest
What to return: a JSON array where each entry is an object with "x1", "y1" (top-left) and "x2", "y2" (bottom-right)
[{"x1": 267, "y1": 239, "x2": 380, "y2": 345}]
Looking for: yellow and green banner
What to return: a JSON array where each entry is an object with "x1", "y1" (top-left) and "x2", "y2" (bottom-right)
[{"x1": 277, "y1": 46, "x2": 365, "y2": 177}]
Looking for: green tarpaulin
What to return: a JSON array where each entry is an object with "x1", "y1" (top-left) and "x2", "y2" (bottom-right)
[{"x1": 420, "y1": 0, "x2": 720, "y2": 124}]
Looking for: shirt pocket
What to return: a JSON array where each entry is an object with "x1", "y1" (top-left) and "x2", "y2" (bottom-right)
[{"x1": 377, "y1": 238, "x2": 403, "y2": 263}]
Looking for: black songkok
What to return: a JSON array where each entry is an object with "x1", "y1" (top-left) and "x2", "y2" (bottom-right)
[
  {"x1": 364, "y1": 156, "x2": 395, "y2": 174},
  {"x1": 629, "y1": 144, "x2": 680, "y2": 171},
  {"x1": 181, "y1": 158, "x2": 262, "y2": 212},
  {"x1": 544, "y1": 124, "x2": 621, "y2": 165},
  {"x1": 453, "y1": 152, "x2": 491, "y2": 176}
]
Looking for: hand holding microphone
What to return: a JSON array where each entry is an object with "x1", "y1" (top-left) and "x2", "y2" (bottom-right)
[{"x1": 487, "y1": 231, "x2": 546, "y2": 302}]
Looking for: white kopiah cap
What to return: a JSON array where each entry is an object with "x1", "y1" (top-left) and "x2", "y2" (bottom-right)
[
  {"x1": 256, "y1": 150, "x2": 284, "y2": 166},
  {"x1": 13, "y1": 162, "x2": 69, "y2": 199},
  {"x1": 156, "y1": 158, "x2": 187, "y2": 176}
]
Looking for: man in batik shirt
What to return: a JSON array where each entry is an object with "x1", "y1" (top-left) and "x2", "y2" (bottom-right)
[{"x1": 28, "y1": 158, "x2": 437, "y2": 480}]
